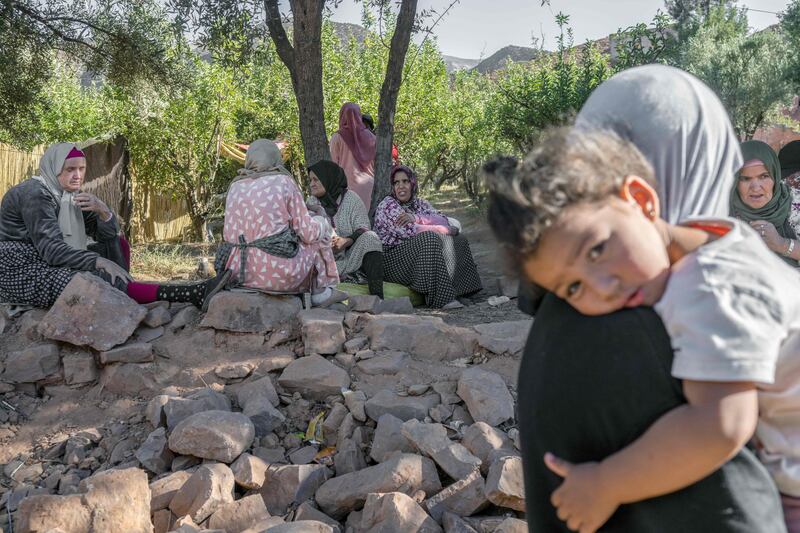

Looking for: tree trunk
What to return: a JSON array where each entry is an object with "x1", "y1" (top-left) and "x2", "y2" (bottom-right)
[
  {"x1": 264, "y1": 0, "x2": 330, "y2": 166},
  {"x1": 370, "y1": 0, "x2": 419, "y2": 218}
]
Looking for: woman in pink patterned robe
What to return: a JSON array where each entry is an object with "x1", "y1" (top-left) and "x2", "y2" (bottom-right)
[{"x1": 222, "y1": 139, "x2": 346, "y2": 306}]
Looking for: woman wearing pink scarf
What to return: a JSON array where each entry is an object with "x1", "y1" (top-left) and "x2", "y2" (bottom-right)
[{"x1": 330, "y1": 102, "x2": 376, "y2": 210}]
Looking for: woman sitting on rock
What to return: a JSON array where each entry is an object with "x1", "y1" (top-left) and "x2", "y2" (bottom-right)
[
  {"x1": 215, "y1": 139, "x2": 347, "y2": 307},
  {"x1": 306, "y1": 160, "x2": 385, "y2": 299},
  {"x1": 373, "y1": 164, "x2": 482, "y2": 309},
  {"x1": 0, "y1": 143, "x2": 229, "y2": 309}
]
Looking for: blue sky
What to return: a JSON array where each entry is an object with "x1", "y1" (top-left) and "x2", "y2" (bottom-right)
[{"x1": 328, "y1": 0, "x2": 789, "y2": 59}]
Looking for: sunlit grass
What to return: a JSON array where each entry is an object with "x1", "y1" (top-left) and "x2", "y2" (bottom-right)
[{"x1": 130, "y1": 243, "x2": 215, "y2": 282}]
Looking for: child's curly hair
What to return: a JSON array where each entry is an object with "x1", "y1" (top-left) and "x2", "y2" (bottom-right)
[{"x1": 483, "y1": 127, "x2": 655, "y2": 268}]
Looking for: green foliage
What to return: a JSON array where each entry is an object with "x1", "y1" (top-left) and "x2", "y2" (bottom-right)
[
  {"x1": 612, "y1": 11, "x2": 677, "y2": 70},
  {"x1": 492, "y1": 14, "x2": 610, "y2": 153},
  {"x1": 679, "y1": 6, "x2": 794, "y2": 139},
  {"x1": 781, "y1": 0, "x2": 800, "y2": 89}
]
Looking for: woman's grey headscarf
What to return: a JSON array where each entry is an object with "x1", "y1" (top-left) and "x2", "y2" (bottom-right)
[
  {"x1": 576, "y1": 64, "x2": 742, "y2": 224},
  {"x1": 234, "y1": 139, "x2": 290, "y2": 182},
  {"x1": 32, "y1": 142, "x2": 87, "y2": 250}
]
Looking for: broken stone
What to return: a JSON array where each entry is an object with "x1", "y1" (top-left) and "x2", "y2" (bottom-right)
[
  {"x1": 253, "y1": 446, "x2": 287, "y2": 464},
  {"x1": 493, "y1": 518, "x2": 528, "y2": 533},
  {"x1": 201, "y1": 291, "x2": 301, "y2": 334},
  {"x1": 150, "y1": 470, "x2": 192, "y2": 512},
  {"x1": 334, "y1": 439, "x2": 367, "y2": 476},
  {"x1": 457, "y1": 368, "x2": 514, "y2": 427},
  {"x1": 472, "y1": 320, "x2": 532, "y2": 356},
  {"x1": 144, "y1": 305, "x2": 173, "y2": 328},
  {"x1": 484, "y1": 456, "x2": 525, "y2": 512},
  {"x1": 132, "y1": 325, "x2": 165, "y2": 343},
  {"x1": 237, "y1": 376, "x2": 280, "y2": 409},
  {"x1": 402, "y1": 419, "x2": 481, "y2": 480},
  {"x1": 432, "y1": 382, "x2": 461, "y2": 406},
  {"x1": 99, "y1": 342, "x2": 154, "y2": 364},
  {"x1": 2, "y1": 343, "x2": 60, "y2": 383},
  {"x1": 164, "y1": 389, "x2": 232, "y2": 430},
  {"x1": 100, "y1": 363, "x2": 156, "y2": 396},
  {"x1": 365, "y1": 390, "x2": 440, "y2": 422},
  {"x1": 256, "y1": 349, "x2": 296, "y2": 373},
  {"x1": 110, "y1": 437, "x2": 138, "y2": 464},
  {"x1": 342, "y1": 389, "x2": 367, "y2": 422},
  {"x1": 172, "y1": 455, "x2": 201, "y2": 472},
  {"x1": 360, "y1": 492, "x2": 442, "y2": 532},
  {"x1": 294, "y1": 502, "x2": 341, "y2": 532},
  {"x1": 153, "y1": 508, "x2": 176, "y2": 533},
  {"x1": 355, "y1": 351, "x2": 409, "y2": 375},
  {"x1": 4, "y1": 460, "x2": 43, "y2": 483},
  {"x1": 168, "y1": 410, "x2": 255, "y2": 463},
  {"x1": 363, "y1": 314, "x2": 478, "y2": 361},
  {"x1": 370, "y1": 413, "x2": 414, "y2": 462},
  {"x1": 215, "y1": 362, "x2": 255, "y2": 380},
  {"x1": 169, "y1": 463, "x2": 235, "y2": 523},
  {"x1": 62, "y1": 351, "x2": 98, "y2": 385},
  {"x1": 429, "y1": 404, "x2": 454, "y2": 424},
  {"x1": 244, "y1": 396, "x2": 286, "y2": 438},
  {"x1": 462, "y1": 422, "x2": 515, "y2": 474},
  {"x1": 424, "y1": 470, "x2": 489, "y2": 522},
  {"x1": 207, "y1": 493, "x2": 271, "y2": 533},
  {"x1": 322, "y1": 403, "x2": 349, "y2": 443},
  {"x1": 262, "y1": 522, "x2": 334, "y2": 533},
  {"x1": 299, "y1": 309, "x2": 346, "y2": 355},
  {"x1": 231, "y1": 453, "x2": 269, "y2": 490},
  {"x1": 135, "y1": 427, "x2": 174, "y2": 474},
  {"x1": 278, "y1": 355, "x2": 350, "y2": 401},
  {"x1": 346, "y1": 294, "x2": 381, "y2": 313},
  {"x1": 38, "y1": 273, "x2": 147, "y2": 351},
  {"x1": 147, "y1": 394, "x2": 172, "y2": 428},
  {"x1": 343, "y1": 336, "x2": 369, "y2": 354},
  {"x1": 441, "y1": 512, "x2": 479, "y2": 533},
  {"x1": 315, "y1": 453, "x2": 441, "y2": 519},
  {"x1": 408, "y1": 384, "x2": 430, "y2": 396},
  {"x1": 290, "y1": 445, "x2": 319, "y2": 465},
  {"x1": 259, "y1": 464, "x2": 332, "y2": 516},
  {"x1": 169, "y1": 306, "x2": 199, "y2": 332},
  {"x1": 377, "y1": 297, "x2": 415, "y2": 314},
  {"x1": 18, "y1": 468, "x2": 151, "y2": 533}
]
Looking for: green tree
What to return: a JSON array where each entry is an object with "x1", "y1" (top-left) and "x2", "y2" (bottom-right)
[
  {"x1": 680, "y1": 6, "x2": 794, "y2": 138},
  {"x1": 492, "y1": 14, "x2": 610, "y2": 153}
]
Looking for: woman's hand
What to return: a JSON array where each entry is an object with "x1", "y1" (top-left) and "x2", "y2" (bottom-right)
[
  {"x1": 331, "y1": 236, "x2": 353, "y2": 254},
  {"x1": 95, "y1": 257, "x2": 133, "y2": 286},
  {"x1": 74, "y1": 193, "x2": 112, "y2": 221},
  {"x1": 395, "y1": 212, "x2": 415, "y2": 226},
  {"x1": 749, "y1": 220, "x2": 784, "y2": 252},
  {"x1": 307, "y1": 202, "x2": 326, "y2": 217}
]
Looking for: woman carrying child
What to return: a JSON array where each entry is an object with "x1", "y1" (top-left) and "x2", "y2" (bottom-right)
[{"x1": 487, "y1": 65, "x2": 786, "y2": 532}]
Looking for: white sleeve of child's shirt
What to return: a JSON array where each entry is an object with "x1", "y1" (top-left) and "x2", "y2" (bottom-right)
[{"x1": 656, "y1": 266, "x2": 785, "y2": 385}]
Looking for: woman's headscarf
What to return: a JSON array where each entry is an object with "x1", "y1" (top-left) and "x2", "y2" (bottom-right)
[
  {"x1": 235, "y1": 139, "x2": 289, "y2": 181},
  {"x1": 730, "y1": 141, "x2": 796, "y2": 255},
  {"x1": 32, "y1": 142, "x2": 88, "y2": 250},
  {"x1": 308, "y1": 160, "x2": 348, "y2": 218},
  {"x1": 779, "y1": 140, "x2": 800, "y2": 180},
  {"x1": 390, "y1": 164, "x2": 418, "y2": 204},
  {"x1": 337, "y1": 103, "x2": 376, "y2": 171},
  {"x1": 576, "y1": 65, "x2": 742, "y2": 224}
]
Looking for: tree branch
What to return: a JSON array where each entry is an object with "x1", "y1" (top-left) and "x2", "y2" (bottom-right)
[{"x1": 263, "y1": 0, "x2": 296, "y2": 79}]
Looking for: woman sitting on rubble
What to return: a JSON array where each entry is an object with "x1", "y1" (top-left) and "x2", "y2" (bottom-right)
[
  {"x1": 373, "y1": 164, "x2": 482, "y2": 309},
  {"x1": 0, "y1": 143, "x2": 230, "y2": 309},
  {"x1": 306, "y1": 160, "x2": 385, "y2": 299},
  {"x1": 215, "y1": 139, "x2": 347, "y2": 307}
]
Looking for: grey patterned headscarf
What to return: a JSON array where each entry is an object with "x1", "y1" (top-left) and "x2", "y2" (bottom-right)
[
  {"x1": 234, "y1": 139, "x2": 290, "y2": 182},
  {"x1": 32, "y1": 142, "x2": 87, "y2": 250},
  {"x1": 576, "y1": 65, "x2": 742, "y2": 224}
]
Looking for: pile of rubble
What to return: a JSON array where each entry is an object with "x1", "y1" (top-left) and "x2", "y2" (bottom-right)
[{"x1": 0, "y1": 273, "x2": 532, "y2": 533}]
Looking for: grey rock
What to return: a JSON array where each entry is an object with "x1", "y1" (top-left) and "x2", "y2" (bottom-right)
[
  {"x1": 315, "y1": 453, "x2": 441, "y2": 519},
  {"x1": 259, "y1": 464, "x2": 332, "y2": 516},
  {"x1": 363, "y1": 314, "x2": 477, "y2": 361},
  {"x1": 135, "y1": 427, "x2": 174, "y2": 474},
  {"x1": 2, "y1": 343, "x2": 61, "y2": 383},
  {"x1": 168, "y1": 410, "x2": 255, "y2": 463},
  {"x1": 278, "y1": 355, "x2": 350, "y2": 401},
  {"x1": 347, "y1": 294, "x2": 381, "y2": 313},
  {"x1": 62, "y1": 351, "x2": 98, "y2": 385},
  {"x1": 99, "y1": 342, "x2": 154, "y2": 364},
  {"x1": 377, "y1": 297, "x2": 415, "y2": 314},
  {"x1": 231, "y1": 453, "x2": 269, "y2": 489},
  {"x1": 457, "y1": 368, "x2": 514, "y2": 427},
  {"x1": 215, "y1": 362, "x2": 255, "y2": 380},
  {"x1": 144, "y1": 305, "x2": 172, "y2": 328},
  {"x1": 237, "y1": 376, "x2": 280, "y2": 409},
  {"x1": 169, "y1": 463, "x2": 235, "y2": 523},
  {"x1": 365, "y1": 390, "x2": 440, "y2": 422},
  {"x1": 100, "y1": 363, "x2": 156, "y2": 396},
  {"x1": 441, "y1": 512, "x2": 479, "y2": 533},
  {"x1": 424, "y1": 470, "x2": 489, "y2": 522},
  {"x1": 370, "y1": 413, "x2": 415, "y2": 462},
  {"x1": 293, "y1": 502, "x2": 342, "y2": 533},
  {"x1": 493, "y1": 518, "x2": 528, "y2": 533},
  {"x1": 359, "y1": 492, "x2": 442, "y2": 532},
  {"x1": 299, "y1": 309, "x2": 346, "y2": 355},
  {"x1": 462, "y1": 422, "x2": 515, "y2": 475},
  {"x1": 207, "y1": 493, "x2": 271, "y2": 533},
  {"x1": 38, "y1": 272, "x2": 146, "y2": 351},
  {"x1": 472, "y1": 320, "x2": 532, "y2": 356},
  {"x1": 355, "y1": 351, "x2": 409, "y2": 375},
  {"x1": 484, "y1": 455, "x2": 525, "y2": 511},
  {"x1": 150, "y1": 470, "x2": 192, "y2": 512},
  {"x1": 164, "y1": 389, "x2": 232, "y2": 430},
  {"x1": 402, "y1": 419, "x2": 482, "y2": 480},
  {"x1": 343, "y1": 336, "x2": 369, "y2": 354},
  {"x1": 201, "y1": 291, "x2": 301, "y2": 333}
]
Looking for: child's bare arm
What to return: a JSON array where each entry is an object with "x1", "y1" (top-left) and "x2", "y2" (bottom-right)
[{"x1": 546, "y1": 380, "x2": 758, "y2": 532}]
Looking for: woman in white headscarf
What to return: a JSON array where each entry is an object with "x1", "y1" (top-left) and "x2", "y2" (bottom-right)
[
  {"x1": 0, "y1": 142, "x2": 229, "y2": 309},
  {"x1": 494, "y1": 65, "x2": 785, "y2": 532},
  {"x1": 215, "y1": 139, "x2": 347, "y2": 307}
]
